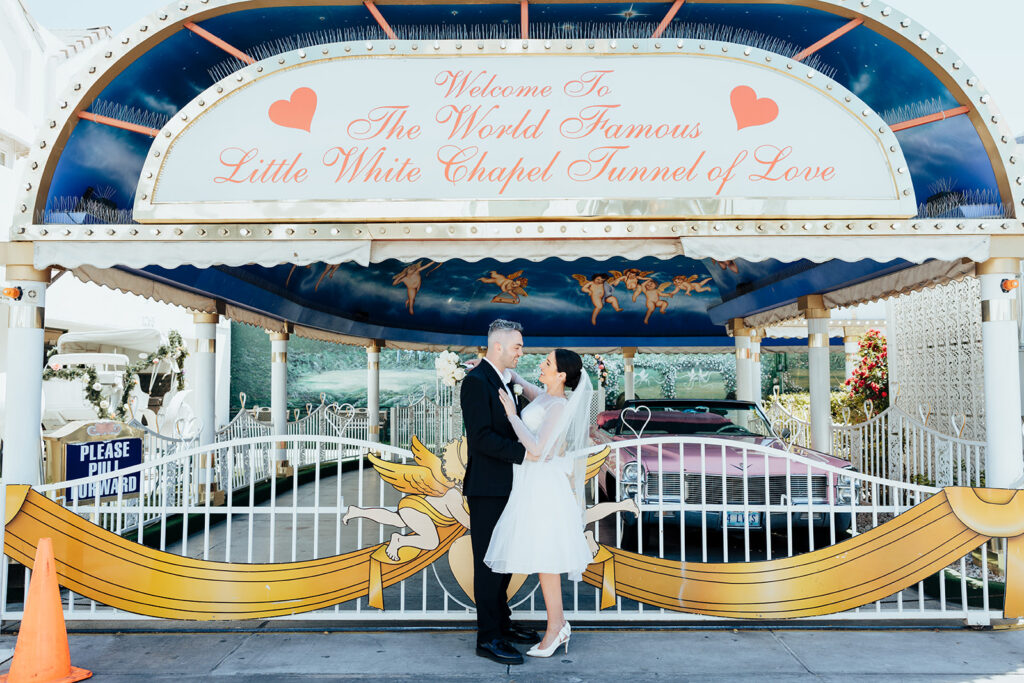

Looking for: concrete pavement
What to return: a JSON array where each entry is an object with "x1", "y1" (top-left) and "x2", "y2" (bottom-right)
[{"x1": 3, "y1": 625, "x2": 1024, "y2": 681}]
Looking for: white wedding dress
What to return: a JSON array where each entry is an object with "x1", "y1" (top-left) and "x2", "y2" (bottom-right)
[{"x1": 484, "y1": 389, "x2": 593, "y2": 581}]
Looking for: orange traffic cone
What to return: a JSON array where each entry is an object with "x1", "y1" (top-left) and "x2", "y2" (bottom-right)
[{"x1": 0, "y1": 538, "x2": 91, "y2": 682}]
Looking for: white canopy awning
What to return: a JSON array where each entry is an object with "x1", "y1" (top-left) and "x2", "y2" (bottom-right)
[
  {"x1": 680, "y1": 235, "x2": 990, "y2": 264},
  {"x1": 57, "y1": 328, "x2": 164, "y2": 355},
  {"x1": 35, "y1": 240, "x2": 371, "y2": 269},
  {"x1": 36, "y1": 237, "x2": 684, "y2": 269}
]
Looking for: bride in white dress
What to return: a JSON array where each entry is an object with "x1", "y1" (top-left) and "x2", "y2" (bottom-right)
[{"x1": 484, "y1": 349, "x2": 593, "y2": 657}]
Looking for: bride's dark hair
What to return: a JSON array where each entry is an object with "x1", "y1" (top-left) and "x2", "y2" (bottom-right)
[{"x1": 554, "y1": 349, "x2": 584, "y2": 390}]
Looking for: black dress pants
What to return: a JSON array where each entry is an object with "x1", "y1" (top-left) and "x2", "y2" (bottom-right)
[{"x1": 467, "y1": 495, "x2": 512, "y2": 643}]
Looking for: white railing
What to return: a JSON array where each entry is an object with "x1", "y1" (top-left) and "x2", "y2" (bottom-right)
[
  {"x1": 764, "y1": 400, "x2": 813, "y2": 449},
  {"x1": 389, "y1": 391, "x2": 457, "y2": 450},
  {"x1": 765, "y1": 399, "x2": 985, "y2": 488},
  {"x1": 215, "y1": 407, "x2": 271, "y2": 442},
  {"x1": 8, "y1": 434, "x2": 1001, "y2": 625},
  {"x1": 217, "y1": 399, "x2": 379, "y2": 449},
  {"x1": 833, "y1": 405, "x2": 985, "y2": 488},
  {"x1": 127, "y1": 418, "x2": 200, "y2": 460}
]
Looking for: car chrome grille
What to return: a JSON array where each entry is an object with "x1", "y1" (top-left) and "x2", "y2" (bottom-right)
[{"x1": 644, "y1": 473, "x2": 828, "y2": 504}]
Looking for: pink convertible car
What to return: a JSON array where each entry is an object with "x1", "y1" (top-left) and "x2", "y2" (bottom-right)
[{"x1": 592, "y1": 399, "x2": 859, "y2": 542}]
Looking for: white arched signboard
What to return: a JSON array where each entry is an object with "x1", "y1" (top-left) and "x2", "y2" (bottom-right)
[{"x1": 134, "y1": 41, "x2": 915, "y2": 223}]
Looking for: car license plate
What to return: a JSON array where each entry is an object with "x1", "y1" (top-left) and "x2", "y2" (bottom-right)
[{"x1": 726, "y1": 512, "x2": 762, "y2": 528}]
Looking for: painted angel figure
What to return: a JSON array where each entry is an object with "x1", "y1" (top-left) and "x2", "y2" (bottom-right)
[
  {"x1": 479, "y1": 270, "x2": 529, "y2": 304},
  {"x1": 392, "y1": 260, "x2": 439, "y2": 315},
  {"x1": 632, "y1": 278, "x2": 675, "y2": 324},
  {"x1": 343, "y1": 436, "x2": 469, "y2": 561},
  {"x1": 667, "y1": 274, "x2": 713, "y2": 296},
  {"x1": 572, "y1": 272, "x2": 624, "y2": 325},
  {"x1": 613, "y1": 268, "x2": 654, "y2": 293}
]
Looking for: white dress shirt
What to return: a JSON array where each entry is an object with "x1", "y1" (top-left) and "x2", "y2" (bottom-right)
[{"x1": 481, "y1": 357, "x2": 513, "y2": 390}]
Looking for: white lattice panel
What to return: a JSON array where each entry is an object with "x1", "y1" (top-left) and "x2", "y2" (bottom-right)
[{"x1": 887, "y1": 277, "x2": 984, "y2": 441}]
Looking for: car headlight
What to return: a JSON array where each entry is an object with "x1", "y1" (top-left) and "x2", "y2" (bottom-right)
[
  {"x1": 622, "y1": 461, "x2": 642, "y2": 484},
  {"x1": 836, "y1": 471, "x2": 860, "y2": 504}
]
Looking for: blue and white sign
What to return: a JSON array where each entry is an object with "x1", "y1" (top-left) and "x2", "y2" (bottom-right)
[{"x1": 65, "y1": 437, "x2": 143, "y2": 502}]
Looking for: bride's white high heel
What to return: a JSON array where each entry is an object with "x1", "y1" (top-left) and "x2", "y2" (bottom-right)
[{"x1": 526, "y1": 621, "x2": 571, "y2": 658}]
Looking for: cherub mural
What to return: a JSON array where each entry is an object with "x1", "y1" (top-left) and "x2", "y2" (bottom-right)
[
  {"x1": 316, "y1": 264, "x2": 340, "y2": 292},
  {"x1": 613, "y1": 268, "x2": 654, "y2": 293},
  {"x1": 284, "y1": 263, "x2": 340, "y2": 292},
  {"x1": 344, "y1": 436, "x2": 636, "y2": 564},
  {"x1": 667, "y1": 274, "x2": 713, "y2": 296},
  {"x1": 391, "y1": 260, "x2": 440, "y2": 315},
  {"x1": 572, "y1": 272, "x2": 625, "y2": 325},
  {"x1": 632, "y1": 278, "x2": 676, "y2": 324},
  {"x1": 479, "y1": 269, "x2": 529, "y2": 304}
]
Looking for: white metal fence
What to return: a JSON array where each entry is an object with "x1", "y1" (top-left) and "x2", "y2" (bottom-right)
[
  {"x1": 389, "y1": 390, "x2": 459, "y2": 450},
  {"x1": 765, "y1": 400, "x2": 986, "y2": 488},
  {"x1": 8, "y1": 434, "x2": 1003, "y2": 625},
  {"x1": 127, "y1": 419, "x2": 200, "y2": 460}
]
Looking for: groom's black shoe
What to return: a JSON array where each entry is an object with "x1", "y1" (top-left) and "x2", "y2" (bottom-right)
[
  {"x1": 502, "y1": 624, "x2": 540, "y2": 644},
  {"x1": 476, "y1": 638, "x2": 524, "y2": 665}
]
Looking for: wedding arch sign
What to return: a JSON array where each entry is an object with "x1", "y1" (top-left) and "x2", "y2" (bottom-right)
[{"x1": 134, "y1": 41, "x2": 915, "y2": 223}]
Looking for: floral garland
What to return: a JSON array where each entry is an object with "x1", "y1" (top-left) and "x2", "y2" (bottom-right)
[{"x1": 42, "y1": 329, "x2": 190, "y2": 421}]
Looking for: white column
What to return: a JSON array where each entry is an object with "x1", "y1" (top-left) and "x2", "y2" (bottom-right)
[
  {"x1": 844, "y1": 331, "x2": 863, "y2": 381},
  {"x1": 2, "y1": 248, "x2": 49, "y2": 485},
  {"x1": 215, "y1": 320, "x2": 231, "y2": 430},
  {"x1": 193, "y1": 312, "x2": 222, "y2": 502},
  {"x1": 367, "y1": 340, "x2": 382, "y2": 442},
  {"x1": 731, "y1": 319, "x2": 753, "y2": 402},
  {"x1": 623, "y1": 347, "x2": 636, "y2": 401},
  {"x1": 800, "y1": 295, "x2": 832, "y2": 453},
  {"x1": 270, "y1": 331, "x2": 291, "y2": 473},
  {"x1": 979, "y1": 259, "x2": 1024, "y2": 488},
  {"x1": 751, "y1": 330, "x2": 763, "y2": 404},
  {"x1": 193, "y1": 312, "x2": 218, "y2": 446}
]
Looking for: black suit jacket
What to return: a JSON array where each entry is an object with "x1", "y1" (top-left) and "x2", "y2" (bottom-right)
[{"x1": 460, "y1": 362, "x2": 526, "y2": 498}]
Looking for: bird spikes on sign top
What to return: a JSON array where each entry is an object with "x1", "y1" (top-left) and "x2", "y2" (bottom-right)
[
  {"x1": 205, "y1": 21, "x2": 837, "y2": 86},
  {"x1": 87, "y1": 99, "x2": 170, "y2": 131}
]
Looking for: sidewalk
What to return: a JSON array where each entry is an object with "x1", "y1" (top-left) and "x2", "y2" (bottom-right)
[{"x1": 3, "y1": 625, "x2": 1024, "y2": 681}]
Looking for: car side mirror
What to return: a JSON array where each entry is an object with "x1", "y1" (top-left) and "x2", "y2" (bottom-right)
[{"x1": 780, "y1": 427, "x2": 792, "y2": 440}]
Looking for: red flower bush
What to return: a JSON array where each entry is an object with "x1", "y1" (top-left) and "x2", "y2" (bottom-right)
[{"x1": 843, "y1": 329, "x2": 889, "y2": 416}]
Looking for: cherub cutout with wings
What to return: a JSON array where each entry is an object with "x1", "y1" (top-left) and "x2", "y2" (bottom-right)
[{"x1": 344, "y1": 437, "x2": 630, "y2": 561}]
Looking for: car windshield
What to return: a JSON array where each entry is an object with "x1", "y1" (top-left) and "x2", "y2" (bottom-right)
[{"x1": 614, "y1": 403, "x2": 774, "y2": 438}]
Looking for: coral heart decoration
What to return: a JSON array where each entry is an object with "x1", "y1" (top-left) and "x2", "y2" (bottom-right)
[
  {"x1": 730, "y1": 85, "x2": 779, "y2": 130},
  {"x1": 268, "y1": 87, "x2": 317, "y2": 132}
]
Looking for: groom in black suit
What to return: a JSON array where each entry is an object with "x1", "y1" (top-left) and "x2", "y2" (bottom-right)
[{"x1": 460, "y1": 319, "x2": 539, "y2": 665}]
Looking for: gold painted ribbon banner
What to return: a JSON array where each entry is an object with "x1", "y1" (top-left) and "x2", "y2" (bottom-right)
[
  {"x1": 3, "y1": 486, "x2": 463, "y2": 620},
  {"x1": 4, "y1": 485, "x2": 1023, "y2": 620},
  {"x1": 582, "y1": 487, "x2": 1024, "y2": 618}
]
